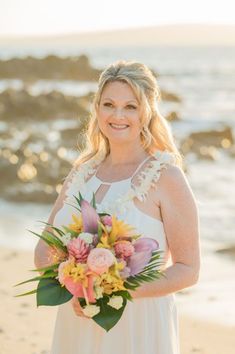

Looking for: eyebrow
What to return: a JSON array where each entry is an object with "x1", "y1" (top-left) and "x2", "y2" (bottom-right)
[{"x1": 102, "y1": 98, "x2": 138, "y2": 104}]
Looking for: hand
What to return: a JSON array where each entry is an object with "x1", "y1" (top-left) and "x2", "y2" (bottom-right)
[
  {"x1": 129, "y1": 285, "x2": 146, "y2": 299},
  {"x1": 34, "y1": 243, "x2": 55, "y2": 271},
  {"x1": 71, "y1": 296, "x2": 89, "y2": 318}
]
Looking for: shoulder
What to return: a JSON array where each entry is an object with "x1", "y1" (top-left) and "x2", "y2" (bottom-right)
[
  {"x1": 157, "y1": 163, "x2": 197, "y2": 209},
  {"x1": 132, "y1": 150, "x2": 179, "y2": 202},
  {"x1": 159, "y1": 164, "x2": 187, "y2": 188},
  {"x1": 147, "y1": 150, "x2": 181, "y2": 188}
]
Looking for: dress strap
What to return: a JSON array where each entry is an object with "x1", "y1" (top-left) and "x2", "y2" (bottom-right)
[
  {"x1": 65, "y1": 151, "x2": 106, "y2": 205},
  {"x1": 131, "y1": 150, "x2": 176, "y2": 202},
  {"x1": 129, "y1": 155, "x2": 152, "y2": 179},
  {"x1": 95, "y1": 155, "x2": 152, "y2": 182}
]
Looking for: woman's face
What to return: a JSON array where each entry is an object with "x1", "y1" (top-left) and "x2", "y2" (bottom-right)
[{"x1": 97, "y1": 81, "x2": 142, "y2": 145}]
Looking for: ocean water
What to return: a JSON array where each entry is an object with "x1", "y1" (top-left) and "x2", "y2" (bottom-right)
[
  {"x1": 0, "y1": 44, "x2": 235, "y2": 326},
  {"x1": 1, "y1": 45, "x2": 235, "y2": 124}
]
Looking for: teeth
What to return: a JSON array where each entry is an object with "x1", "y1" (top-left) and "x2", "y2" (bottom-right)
[{"x1": 110, "y1": 123, "x2": 128, "y2": 129}]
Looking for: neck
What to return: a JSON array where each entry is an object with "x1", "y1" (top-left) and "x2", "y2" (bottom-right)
[{"x1": 106, "y1": 141, "x2": 149, "y2": 166}]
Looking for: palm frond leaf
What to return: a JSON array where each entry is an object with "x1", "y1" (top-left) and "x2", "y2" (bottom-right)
[{"x1": 124, "y1": 250, "x2": 164, "y2": 289}]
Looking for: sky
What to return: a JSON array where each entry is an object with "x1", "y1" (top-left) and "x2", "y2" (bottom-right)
[{"x1": 0, "y1": 0, "x2": 235, "y2": 36}]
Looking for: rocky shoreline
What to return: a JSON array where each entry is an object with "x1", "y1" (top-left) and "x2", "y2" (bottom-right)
[
  {"x1": 0, "y1": 54, "x2": 102, "y2": 82},
  {"x1": 0, "y1": 55, "x2": 234, "y2": 203}
]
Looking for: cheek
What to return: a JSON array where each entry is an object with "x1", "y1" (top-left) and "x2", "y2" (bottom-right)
[
  {"x1": 97, "y1": 108, "x2": 108, "y2": 127},
  {"x1": 132, "y1": 114, "x2": 142, "y2": 130}
]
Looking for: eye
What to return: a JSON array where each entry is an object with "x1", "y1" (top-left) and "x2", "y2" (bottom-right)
[
  {"x1": 103, "y1": 102, "x2": 113, "y2": 107},
  {"x1": 126, "y1": 105, "x2": 137, "y2": 110}
]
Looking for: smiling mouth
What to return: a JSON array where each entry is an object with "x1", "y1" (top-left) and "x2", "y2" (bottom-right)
[{"x1": 109, "y1": 123, "x2": 129, "y2": 130}]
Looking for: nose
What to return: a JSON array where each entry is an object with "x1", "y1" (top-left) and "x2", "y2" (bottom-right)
[{"x1": 113, "y1": 107, "x2": 125, "y2": 119}]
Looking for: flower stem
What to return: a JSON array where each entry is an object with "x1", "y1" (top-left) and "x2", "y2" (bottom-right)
[{"x1": 82, "y1": 285, "x2": 89, "y2": 306}]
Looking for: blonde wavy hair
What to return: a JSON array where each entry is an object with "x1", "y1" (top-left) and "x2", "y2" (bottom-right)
[{"x1": 75, "y1": 60, "x2": 182, "y2": 167}]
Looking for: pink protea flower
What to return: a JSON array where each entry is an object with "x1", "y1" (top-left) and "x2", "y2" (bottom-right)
[
  {"x1": 114, "y1": 240, "x2": 134, "y2": 260},
  {"x1": 87, "y1": 248, "x2": 115, "y2": 274},
  {"x1": 101, "y1": 215, "x2": 112, "y2": 227},
  {"x1": 67, "y1": 238, "x2": 90, "y2": 263}
]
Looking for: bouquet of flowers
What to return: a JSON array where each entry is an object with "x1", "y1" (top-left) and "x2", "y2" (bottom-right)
[{"x1": 15, "y1": 193, "x2": 163, "y2": 331}]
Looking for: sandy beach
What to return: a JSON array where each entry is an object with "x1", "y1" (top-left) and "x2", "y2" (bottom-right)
[{"x1": 0, "y1": 246, "x2": 234, "y2": 354}]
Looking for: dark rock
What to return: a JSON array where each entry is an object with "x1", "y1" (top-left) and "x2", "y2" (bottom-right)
[
  {"x1": 216, "y1": 245, "x2": 235, "y2": 260},
  {"x1": 161, "y1": 90, "x2": 182, "y2": 102},
  {"x1": 180, "y1": 126, "x2": 234, "y2": 158},
  {"x1": 0, "y1": 89, "x2": 89, "y2": 121},
  {"x1": 0, "y1": 54, "x2": 102, "y2": 82},
  {"x1": 165, "y1": 111, "x2": 181, "y2": 121}
]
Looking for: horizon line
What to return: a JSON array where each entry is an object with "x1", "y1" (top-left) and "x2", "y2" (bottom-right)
[{"x1": 0, "y1": 22, "x2": 235, "y2": 39}]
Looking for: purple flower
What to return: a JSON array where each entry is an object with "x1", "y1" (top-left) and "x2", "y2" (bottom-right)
[
  {"x1": 127, "y1": 238, "x2": 159, "y2": 276},
  {"x1": 102, "y1": 215, "x2": 112, "y2": 227},
  {"x1": 81, "y1": 199, "x2": 99, "y2": 234},
  {"x1": 133, "y1": 238, "x2": 159, "y2": 253}
]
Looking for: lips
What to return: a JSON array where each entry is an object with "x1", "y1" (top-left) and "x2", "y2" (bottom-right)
[{"x1": 109, "y1": 123, "x2": 129, "y2": 130}]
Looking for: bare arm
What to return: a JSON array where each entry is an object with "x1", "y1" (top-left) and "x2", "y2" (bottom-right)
[
  {"x1": 131, "y1": 165, "x2": 201, "y2": 298},
  {"x1": 34, "y1": 166, "x2": 76, "y2": 269}
]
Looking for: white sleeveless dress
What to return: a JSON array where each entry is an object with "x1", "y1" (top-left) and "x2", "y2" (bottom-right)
[{"x1": 50, "y1": 151, "x2": 180, "y2": 354}]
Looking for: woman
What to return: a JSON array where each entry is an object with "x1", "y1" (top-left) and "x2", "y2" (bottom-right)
[{"x1": 34, "y1": 60, "x2": 200, "y2": 354}]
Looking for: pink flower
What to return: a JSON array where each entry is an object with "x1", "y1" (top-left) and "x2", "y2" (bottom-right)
[
  {"x1": 67, "y1": 238, "x2": 90, "y2": 263},
  {"x1": 102, "y1": 215, "x2": 112, "y2": 227},
  {"x1": 127, "y1": 237, "x2": 159, "y2": 276},
  {"x1": 64, "y1": 275, "x2": 96, "y2": 303},
  {"x1": 114, "y1": 241, "x2": 134, "y2": 260},
  {"x1": 58, "y1": 259, "x2": 96, "y2": 303},
  {"x1": 134, "y1": 238, "x2": 159, "y2": 253},
  {"x1": 81, "y1": 199, "x2": 99, "y2": 233},
  {"x1": 87, "y1": 248, "x2": 115, "y2": 274},
  {"x1": 58, "y1": 259, "x2": 71, "y2": 284}
]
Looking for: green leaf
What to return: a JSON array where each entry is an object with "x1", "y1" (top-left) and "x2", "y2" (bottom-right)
[
  {"x1": 41, "y1": 230, "x2": 66, "y2": 251},
  {"x1": 37, "y1": 278, "x2": 73, "y2": 306},
  {"x1": 27, "y1": 229, "x2": 53, "y2": 247},
  {"x1": 91, "y1": 193, "x2": 97, "y2": 209},
  {"x1": 14, "y1": 288, "x2": 38, "y2": 297},
  {"x1": 123, "y1": 282, "x2": 137, "y2": 290},
  {"x1": 114, "y1": 290, "x2": 132, "y2": 301},
  {"x1": 28, "y1": 230, "x2": 66, "y2": 252},
  {"x1": 14, "y1": 271, "x2": 57, "y2": 287},
  {"x1": 64, "y1": 201, "x2": 81, "y2": 213},
  {"x1": 124, "y1": 250, "x2": 164, "y2": 289},
  {"x1": 62, "y1": 226, "x2": 79, "y2": 238},
  {"x1": 90, "y1": 295, "x2": 127, "y2": 332},
  {"x1": 39, "y1": 221, "x2": 65, "y2": 237},
  {"x1": 30, "y1": 263, "x2": 60, "y2": 273},
  {"x1": 97, "y1": 222, "x2": 103, "y2": 239},
  {"x1": 78, "y1": 192, "x2": 84, "y2": 202},
  {"x1": 98, "y1": 212, "x2": 111, "y2": 217}
]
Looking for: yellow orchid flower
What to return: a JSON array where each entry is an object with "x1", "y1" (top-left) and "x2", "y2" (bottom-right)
[
  {"x1": 68, "y1": 214, "x2": 83, "y2": 233},
  {"x1": 97, "y1": 233, "x2": 112, "y2": 249},
  {"x1": 109, "y1": 215, "x2": 135, "y2": 244},
  {"x1": 99, "y1": 270, "x2": 126, "y2": 295},
  {"x1": 61, "y1": 258, "x2": 88, "y2": 286}
]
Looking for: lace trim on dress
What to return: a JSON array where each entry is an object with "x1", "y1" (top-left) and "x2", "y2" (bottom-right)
[
  {"x1": 132, "y1": 150, "x2": 176, "y2": 202},
  {"x1": 65, "y1": 150, "x2": 176, "y2": 214},
  {"x1": 107, "y1": 150, "x2": 175, "y2": 214},
  {"x1": 65, "y1": 150, "x2": 106, "y2": 205}
]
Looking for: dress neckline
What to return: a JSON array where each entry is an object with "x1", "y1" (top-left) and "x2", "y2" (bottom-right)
[
  {"x1": 92, "y1": 174, "x2": 132, "y2": 185},
  {"x1": 93, "y1": 154, "x2": 152, "y2": 185}
]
